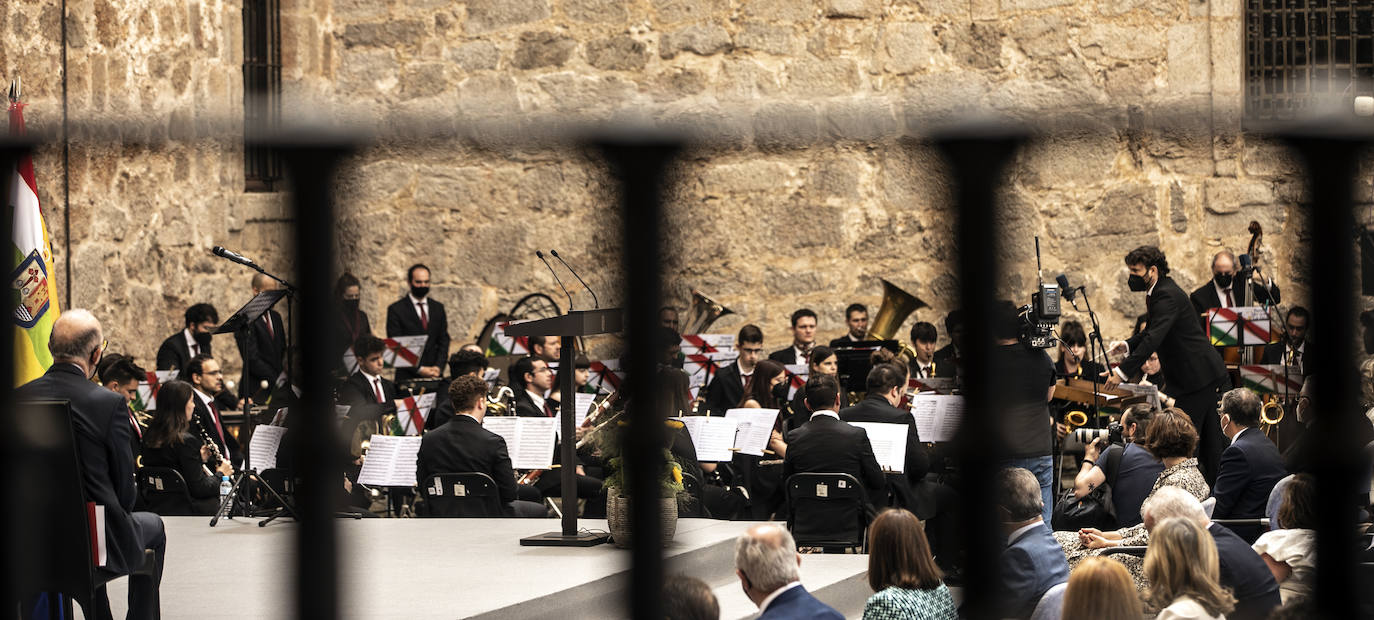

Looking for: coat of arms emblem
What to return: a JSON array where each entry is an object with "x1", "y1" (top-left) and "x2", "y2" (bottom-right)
[{"x1": 11, "y1": 250, "x2": 50, "y2": 328}]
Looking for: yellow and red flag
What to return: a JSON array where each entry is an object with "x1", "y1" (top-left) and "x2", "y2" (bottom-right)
[{"x1": 8, "y1": 93, "x2": 61, "y2": 385}]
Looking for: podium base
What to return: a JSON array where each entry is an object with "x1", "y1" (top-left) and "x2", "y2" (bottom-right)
[{"x1": 519, "y1": 531, "x2": 611, "y2": 547}]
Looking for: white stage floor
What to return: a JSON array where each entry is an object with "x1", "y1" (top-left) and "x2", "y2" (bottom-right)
[{"x1": 87, "y1": 516, "x2": 872, "y2": 619}]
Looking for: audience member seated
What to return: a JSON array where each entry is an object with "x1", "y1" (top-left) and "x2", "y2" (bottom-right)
[
  {"x1": 861, "y1": 508, "x2": 956, "y2": 620},
  {"x1": 140, "y1": 380, "x2": 236, "y2": 515},
  {"x1": 1070, "y1": 403, "x2": 1164, "y2": 528},
  {"x1": 415, "y1": 376, "x2": 546, "y2": 518},
  {"x1": 661, "y1": 575, "x2": 720, "y2": 620},
  {"x1": 1252, "y1": 473, "x2": 1318, "y2": 605},
  {"x1": 995, "y1": 467, "x2": 1070, "y2": 619},
  {"x1": 1143, "y1": 517, "x2": 1236, "y2": 620},
  {"x1": 1212, "y1": 387, "x2": 1288, "y2": 543},
  {"x1": 1059, "y1": 557, "x2": 1142, "y2": 620},
  {"x1": 1141, "y1": 487, "x2": 1281, "y2": 620},
  {"x1": 733, "y1": 524, "x2": 843, "y2": 620},
  {"x1": 781, "y1": 374, "x2": 886, "y2": 516}
]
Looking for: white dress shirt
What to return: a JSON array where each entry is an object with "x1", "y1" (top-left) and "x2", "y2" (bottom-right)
[{"x1": 757, "y1": 581, "x2": 803, "y2": 612}]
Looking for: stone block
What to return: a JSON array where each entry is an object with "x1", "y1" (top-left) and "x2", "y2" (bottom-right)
[
  {"x1": 822, "y1": 99, "x2": 897, "y2": 141},
  {"x1": 1019, "y1": 131, "x2": 1121, "y2": 188},
  {"x1": 465, "y1": 0, "x2": 551, "y2": 34},
  {"x1": 65, "y1": 8, "x2": 86, "y2": 49},
  {"x1": 400, "y1": 62, "x2": 450, "y2": 100},
  {"x1": 586, "y1": 35, "x2": 648, "y2": 71},
  {"x1": 971, "y1": 0, "x2": 999, "y2": 19},
  {"x1": 1167, "y1": 22, "x2": 1209, "y2": 95},
  {"x1": 718, "y1": 58, "x2": 784, "y2": 98},
  {"x1": 753, "y1": 102, "x2": 820, "y2": 151},
  {"x1": 916, "y1": 0, "x2": 971, "y2": 18},
  {"x1": 1105, "y1": 63, "x2": 1157, "y2": 97},
  {"x1": 533, "y1": 72, "x2": 638, "y2": 113},
  {"x1": 810, "y1": 158, "x2": 864, "y2": 200},
  {"x1": 457, "y1": 74, "x2": 520, "y2": 116},
  {"x1": 333, "y1": 0, "x2": 388, "y2": 19},
  {"x1": 740, "y1": 0, "x2": 817, "y2": 21},
  {"x1": 337, "y1": 48, "x2": 399, "y2": 94},
  {"x1": 937, "y1": 22, "x2": 1002, "y2": 70},
  {"x1": 653, "y1": 68, "x2": 709, "y2": 99},
  {"x1": 660, "y1": 23, "x2": 732, "y2": 58},
  {"x1": 564, "y1": 0, "x2": 629, "y2": 23},
  {"x1": 513, "y1": 31, "x2": 577, "y2": 69},
  {"x1": 1169, "y1": 181, "x2": 1189, "y2": 232},
  {"x1": 787, "y1": 57, "x2": 861, "y2": 96},
  {"x1": 824, "y1": 0, "x2": 881, "y2": 19},
  {"x1": 881, "y1": 22, "x2": 936, "y2": 74},
  {"x1": 653, "y1": 0, "x2": 729, "y2": 24},
  {"x1": 94, "y1": 0, "x2": 119, "y2": 48},
  {"x1": 700, "y1": 161, "x2": 796, "y2": 194},
  {"x1": 1081, "y1": 23, "x2": 1164, "y2": 60},
  {"x1": 1211, "y1": 19, "x2": 1242, "y2": 97},
  {"x1": 1011, "y1": 14, "x2": 1067, "y2": 58},
  {"x1": 1204, "y1": 178, "x2": 1273, "y2": 214},
  {"x1": 901, "y1": 71, "x2": 994, "y2": 127},
  {"x1": 342, "y1": 19, "x2": 427, "y2": 49},
  {"x1": 1001, "y1": 0, "x2": 1072, "y2": 9},
  {"x1": 446, "y1": 41, "x2": 500, "y2": 72},
  {"x1": 737, "y1": 21, "x2": 800, "y2": 56}
]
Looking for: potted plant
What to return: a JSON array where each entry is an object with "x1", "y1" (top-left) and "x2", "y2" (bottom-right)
[{"x1": 598, "y1": 419, "x2": 687, "y2": 548}]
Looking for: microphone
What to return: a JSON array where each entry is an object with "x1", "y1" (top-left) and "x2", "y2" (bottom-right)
[
  {"x1": 212, "y1": 246, "x2": 256, "y2": 267},
  {"x1": 536, "y1": 250, "x2": 574, "y2": 312},
  {"x1": 550, "y1": 249, "x2": 599, "y2": 309},
  {"x1": 1056, "y1": 274, "x2": 1081, "y2": 310}
]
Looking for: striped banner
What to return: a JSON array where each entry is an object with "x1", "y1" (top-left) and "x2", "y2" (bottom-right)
[
  {"x1": 1238, "y1": 365, "x2": 1303, "y2": 395},
  {"x1": 1208, "y1": 306, "x2": 1276, "y2": 346},
  {"x1": 587, "y1": 360, "x2": 624, "y2": 393},
  {"x1": 394, "y1": 392, "x2": 436, "y2": 435},
  {"x1": 784, "y1": 364, "x2": 808, "y2": 400},
  {"x1": 485, "y1": 321, "x2": 530, "y2": 357}
]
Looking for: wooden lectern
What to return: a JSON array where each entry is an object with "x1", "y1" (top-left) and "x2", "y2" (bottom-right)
[{"x1": 506, "y1": 308, "x2": 622, "y2": 546}]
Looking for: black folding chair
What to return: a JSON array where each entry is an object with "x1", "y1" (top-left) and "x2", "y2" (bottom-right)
[
  {"x1": 419, "y1": 472, "x2": 504, "y2": 517},
  {"x1": 785, "y1": 472, "x2": 871, "y2": 552},
  {"x1": 680, "y1": 470, "x2": 709, "y2": 518},
  {"x1": 15, "y1": 400, "x2": 156, "y2": 620},
  {"x1": 135, "y1": 467, "x2": 197, "y2": 516}
]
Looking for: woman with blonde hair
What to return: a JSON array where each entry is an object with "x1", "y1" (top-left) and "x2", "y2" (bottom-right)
[
  {"x1": 1145, "y1": 517, "x2": 1236, "y2": 619},
  {"x1": 1061, "y1": 556, "x2": 1143, "y2": 619},
  {"x1": 862, "y1": 508, "x2": 956, "y2": 620}
]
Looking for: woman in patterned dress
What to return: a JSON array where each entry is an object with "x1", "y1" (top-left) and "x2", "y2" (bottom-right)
[{"x1": 862, "y1": 508, "x2": 957, "y2": 620}]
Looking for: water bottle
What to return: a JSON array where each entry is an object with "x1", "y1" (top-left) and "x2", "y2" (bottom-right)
[{"x1": 219, "y1": 475, "x2": 232, "y2": 498}]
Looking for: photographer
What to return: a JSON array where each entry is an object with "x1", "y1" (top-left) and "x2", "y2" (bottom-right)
[
  {"x1": 1070, "y1": 404, "x2": 1164, "y2": 528},
  {"x1": 989, "y1": 300, "x2": 1059, "y2": 525}
]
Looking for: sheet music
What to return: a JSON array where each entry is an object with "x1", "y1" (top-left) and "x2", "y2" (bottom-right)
[
  {"x1": 1115, "y1": 382, "x2": 1161, "y2": 410},
  {"x1": 910, "y1": 394, "x2": 964, "y2": 443},
  {"x1": 482, "y1": 417, "x2": 556, "y2": 470},
  {"x1": 677, "y1": 416, "x2": 739, "y2": 462},
  {"x1": 247, "y1": 425, "x2": 287, "y2": 472},
  {"x1": 555, "y1": 393, "x2": 597, "y2": 438},
  {"x1": 383, "y1": 335, "x2": 428, "y2": 368},
  {"x1": 850, "y1": 422, "x2": 908, "y2": 474},
  {"x1": 394, "y1": 392, "x2": 437, "y2": 435},
  {"x1": 356, "y1": 434, "x2": 422, "y2": 487},
  {"x1": 725, "y1": 408, "x2": 778, "y2": 457},
  {"x1": 341, "y1": 347, "x2": 358, "y2": 375}
]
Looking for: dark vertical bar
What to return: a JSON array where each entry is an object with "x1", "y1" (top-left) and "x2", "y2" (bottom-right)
[
  {"x1": 558, "y1": 337, "x2": 577, "y2": 535},
  {"x1": 277, "y1": 140, "x2": 351, "y2": 620},
  {"x1": 1282, "y1": 130, "x2": 1365, "y2": 618},
  {"x1": 932, "y1": 130, "x2": 1023, "y2": 620},
  {"x1": 599, "y1": 138, "x2": 680, "y2": 620},
  {"x1": 0, "y1": 142, "x2": 23, "y2": 620}
]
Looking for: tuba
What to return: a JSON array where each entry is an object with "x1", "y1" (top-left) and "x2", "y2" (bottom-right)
[
  {"x1": 486, "y1": 384, "x2": 515, "y2": 416},
  {"x1": 680, "y1": 289, "x2": 735, "y2": 335},
  {"x1": 867, "y1": 279, "x2": 930, "y2": 361}
]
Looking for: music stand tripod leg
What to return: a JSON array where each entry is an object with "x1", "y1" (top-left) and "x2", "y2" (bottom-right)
[{"x1": 210, "y1": 470, "x2": 251, "y2": 527}]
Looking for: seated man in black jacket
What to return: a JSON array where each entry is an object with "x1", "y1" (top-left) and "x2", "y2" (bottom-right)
[
  {"x1": 839, "y1": 362, "x2": 929, "y2": 509},
  {"x1": 1212, "y1": 387, "x2": 1289, "y2": 543},
  {"x1": 782, "y1": 373, "x2": 886, "y2": 516},
  {"x1": 416, "y1": 375, "x2": 546, "y2": 517}
]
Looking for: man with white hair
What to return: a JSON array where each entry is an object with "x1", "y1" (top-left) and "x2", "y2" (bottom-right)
[
  {"x1": 733, "y1": 524, "x2": 842, "y2": 619},
  {"x1": 16, "y1": 310, "x2": 164, "y2": 618},
  {"x1": 1142, "y1": 487, "x2": 1280, "y2": 620}
]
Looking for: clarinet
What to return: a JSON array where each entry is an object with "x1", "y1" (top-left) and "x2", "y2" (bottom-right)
[{"x1": 194, "y1": 414, "x2": 224, "y2": 469}]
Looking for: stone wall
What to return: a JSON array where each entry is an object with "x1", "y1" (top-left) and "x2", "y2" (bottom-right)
[{"x1": 2, "y1": 0, "x2": 1354, "y2": 374}]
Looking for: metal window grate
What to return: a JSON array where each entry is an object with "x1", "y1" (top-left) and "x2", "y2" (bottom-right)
[
  {"x1": 1245, "y1": 0, "x2": 1374, "y2": 120},
  {"x1": 243, "y1": 0, "x2": 281, "y2": 192}
]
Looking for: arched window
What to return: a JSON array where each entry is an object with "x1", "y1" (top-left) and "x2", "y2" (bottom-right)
[{"x1": 243, "y1": 0, "x2": 281, "y2": 192}]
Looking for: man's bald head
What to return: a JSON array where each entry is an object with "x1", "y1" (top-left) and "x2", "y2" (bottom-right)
[
  {"x1": 252, "y1": 273, "x2": 278, "y2": 293},
  {"x1": 49, "y1": 309, "x2": 103, "y2": 373},
  {"x1": 734, "y1": 524, "x2": 800, "y2": 594}
]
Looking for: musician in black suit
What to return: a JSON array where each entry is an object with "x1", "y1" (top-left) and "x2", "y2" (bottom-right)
[
  {"x1": 908, "y1": 321, "x2": 939, "y2": 379},
  {"x1": 931, "y1": 309, "x2": 963, "y2": 378},
  {"x1": 336, "y1": 335, "x2": 408, "y2": 421},
  {"x1": 529, "y1": 335, "x2": 561, "y2": 364},
  {"x1": 330, "y1": 272, "x2": 371, "y2": 375},
  {"x1": 510, "y1": 356, "x2": 557, "y2": 417},
  {"x1": 235, "y1": 274, "x2": 286, "y2": 403},
  {"x1": 1107, "y1": 246, "x2": 1230, "y2": 484},
  {"x1": 1212, "y1": 388, "x2": 1289, "y2": 542},
  {"x1": 17, "y1": 310, "x2": 164, "y2": 619},
  {"x1": 1189, "y1": 250, "x2": 1281, "y2": 316},
  {"x1": 425, "y1": 347, "x2": 488, "y2": 432},
  {"x1": 140, "y1": 380, "x2": 236, "y2": 515},
  {"x1": 781, "y1": 374, "x2": 887, "y2": 514},
  {"x1": 155, "y1": 302, "x2": 218, "y2": 372},
  {"x1": 827, "y1": 303, "x2": 869, "y2": 348},
  {"x1": 1261, "y1": 306, "x2": 1309, "y2": 375},
  {"x1": 181, "y1": 354, "x2": 243, "y2": 468},
  {"x1": 703, "y1": 324, "x2": 764, "y2": 416},
  {"x1": 839, "y1": 363, "x2": 930, "y2": 510},
  {"x1": 768, "y1": 308, "x2": 817, "y2": 366},
  {"x1": 1053, "y1": 320, "x2": 1104, "y2": 381},
  {"x1": 416, "y1": 375, "x2": 546, "y2": 517},
  {"x1": 97, "y1": 353, "x2": 147, "y2": 459},
  {"x1": 385, "y1": 264, "x2": 450, "y2": 384}
]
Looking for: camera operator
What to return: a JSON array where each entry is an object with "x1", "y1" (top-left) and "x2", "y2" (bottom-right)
[
  {"x1": 989, "y1": 300, "x2": 1059, "y2": 525},
  {"x1": 1070, "y1": 403, "x2": 1164, "y2": 528}
]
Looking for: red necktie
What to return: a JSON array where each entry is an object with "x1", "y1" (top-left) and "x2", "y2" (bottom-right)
[
  {"x1": 418, "y1": 302, "x2": 429, "y2": 331},
  {"x1": 208, "y1": 402, "x2": 226, "y2": 445},
  {"x1": 264, "y1": 314, "x2": 274, "y2": 339},
  {"x1": 1224, "y1": 288, "x2": 1233, "y2": 307},
  {"x1": 543, "y1": 400, "x2": 554, "y2": 417},
  {"x1": 192, "y1": 343, "x2": 200, "y2": 356},
  {"x1": 127, "y1": 406, "x2": 142, "y2": 439},
  {"x1": 373, "y1": 378, "x2": 385, "y2": 403}
]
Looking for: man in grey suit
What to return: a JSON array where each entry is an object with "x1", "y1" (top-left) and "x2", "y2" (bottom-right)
[{"x1": 995, "y1": 467, "x2": 1069, "y2": 619}]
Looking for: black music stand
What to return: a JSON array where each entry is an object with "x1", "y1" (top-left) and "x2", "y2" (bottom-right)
[
  {"x1": 215, "y1": 289, "x2": 289, "y2": 336},
  {"x1": 832, "y1": 340, "x2": 899, "y2": 394},
  {"x1": 507, "y1": 308, "x2": 622, "y2": 547}
]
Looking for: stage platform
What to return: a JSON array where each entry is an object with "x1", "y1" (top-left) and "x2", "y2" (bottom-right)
[{"x1": 88, "y1": 517, "x2": 872, "y2": 619}]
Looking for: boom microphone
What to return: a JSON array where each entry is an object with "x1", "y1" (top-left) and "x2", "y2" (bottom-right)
[
  {"x1": 1056, "y1": 274, "x2": 1081, "y2": 310},
  {"x1": 536, "y1": 250, "x2": 574, "y2": 313},
  {"x1": 212, "y1": 246, "x2": 256, "y2": 267},
  {"x1": 549, "y1": 249, "x2": 599, "y2": 309}
]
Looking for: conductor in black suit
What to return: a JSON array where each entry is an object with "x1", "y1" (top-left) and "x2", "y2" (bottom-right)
[
  {"x1": 1212, "y1": 388, "x2": 1289, "y2": 542},
  {"x1": 235, "y1": 274, "x2": 286, "y2": 403},
  {"x1": 768, "y1": 308, "x2": 817, "y2": 366},
  {"x1": 781, "y1": 374, "x2": 886, "y2": 513},
  {"x1": 1189, "y1": 250, "x2": 1281, "y2": 316},
  {"x1": 17, "y1": 310, "x2": 164, "y2": 619},
  {"x1": 1107, "y1": 246, "x2": 1230, "y2": 484},
  {"x1": 416, "y1": 375, "x2": 546, "y2": 517},
  {"x1": 386, "y1": 264, "x2": 450, "y2": 384},
  {"x1": 703, "y1": 324, "x2": 764, "y2": 416},
  {"x1": 155, "y1": 302, "x2": 218, "y2": 372}
]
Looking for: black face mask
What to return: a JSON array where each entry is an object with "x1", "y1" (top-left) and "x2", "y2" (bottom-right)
[
  {"x1": 193, "y1": 331, "x2": 212, "y2": 347},
  {"x1": 1127, "y1": 274, "x2": 1149, "y2": 292},
  {"x1": 343, "y1": 299, "x2": 360, "y2": 314},
  {"x1": 1213, "y1": 272, "x2": 1233, "y2": 288},
  {"x1": 410, "y1": 286, "x2": 430, "y2": 299},
  {"x1": 771, "y1": 381, "x2": 790, "y2": 402}
]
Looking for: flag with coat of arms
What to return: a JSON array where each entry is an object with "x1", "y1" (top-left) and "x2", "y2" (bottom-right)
[{"x1": 7, "y1": 85, "x2": 61, "y2": 386}]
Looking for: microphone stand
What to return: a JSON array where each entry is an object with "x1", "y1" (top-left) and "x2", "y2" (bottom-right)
[{"x1": 1075, "y1": 286, "x2": 1109, "y2": 431}]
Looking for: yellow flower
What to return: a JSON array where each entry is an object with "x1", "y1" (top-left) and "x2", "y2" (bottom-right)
[{"x1": 671, "y1": 465, "x2": 683, "y2": 484}]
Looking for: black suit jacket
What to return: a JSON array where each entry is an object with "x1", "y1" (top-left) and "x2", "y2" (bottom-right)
[
  {"x1": 1212, "y1": 427, "x2": 1288, "y2": 542},
  {"x1": 191, "y1": 393, "x2": 242, "y2": 466},
  {"x1": 1260, "y1": 341, "x2": 1308, "y2": 376},
  {"x1": 512, "y1": 388, "x2": 557, "y2": 418},
  {"x1": 1119, "y1": 276, "x2": 1227, "y2": 395},
  {"x1": 827, "y1": 335, "x2": 866, "y2": 348},
  {"x1": 703, "y1": 362, "x2": 746, "y2": 415},
  {"x1": 16, "y1": 364, "x2": 146, "y2": 575},
  {"x1": 386, "y1": 296, "x2": 451, "y2": 383},
  {"x1": 235, "y1": 308, "x2": 286, "y2": 401},
  {"x1": 140, "y1": 433, "x2": 221, "y2": 500},
  {"x1": 931, "y1": 344, "x2": 959, "y2": 378},
  {"x1": 1210, "y1": 522, "x2": 1282, "y2": 620},
  {"x1": 839, "y1": 394, "x2": 930, "y2": 512},
  {"x1": 416, "y1": 415, "x2": 520, "y2": 511},
  {"x1": 155, "y1": 330, "x2": 210, "y2": 372},
  {"x1": 1189, "y1": 279, "x2": 1280, "y2": 317},
  {"x1": 768, "y1": 346, "x2": 805, "y2": 366},
  {"x1": 782, "y1": 414, "x2": 887, "y2": 507},
  {"x1": 336, "y1": 371, "x2": 407, "y2": 422}
]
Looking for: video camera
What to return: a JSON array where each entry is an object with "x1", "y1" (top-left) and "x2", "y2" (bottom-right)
[{"x1": 1018, "y1": 281, "x2": 1061, "y2": 349}]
